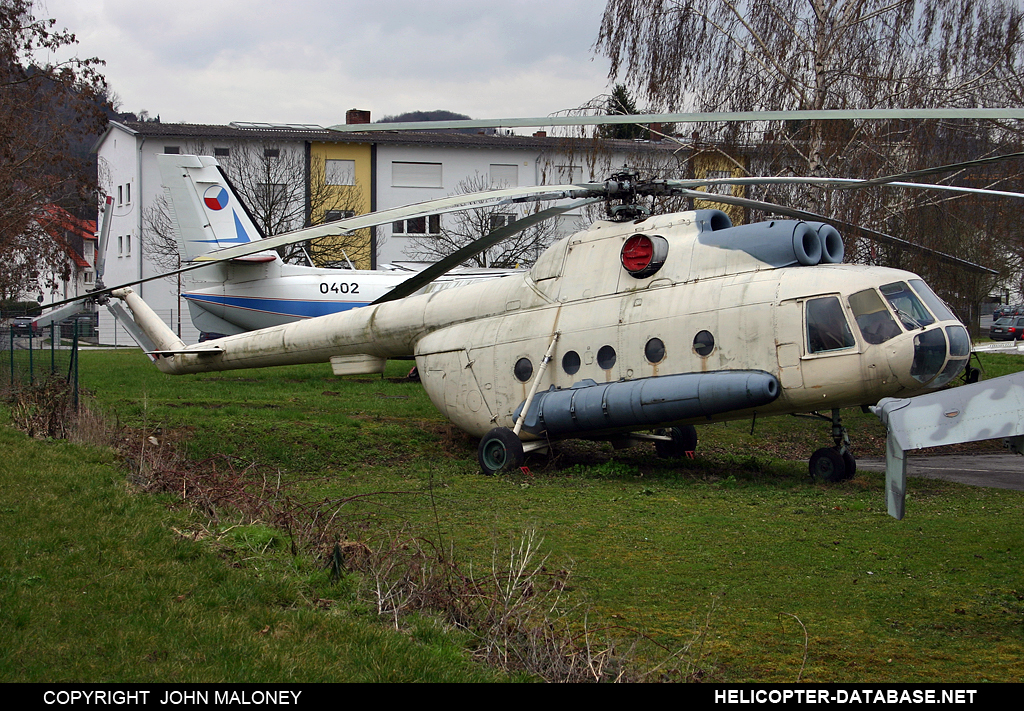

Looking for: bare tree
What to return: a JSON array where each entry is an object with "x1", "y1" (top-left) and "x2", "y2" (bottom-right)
[
  {"x1": 143, "y1": 143, "x2": 372, "y2": 270},
  {"x1": 0, "y1": 222, "x2": 75, "y2": 303},
  {"x1": 595, "y1": 0, "x2": 1024, "y2": 313},
  {"x1": 1, "y1": 0, "x2": 106, "y2": 262},
  {"x1": 406, "y1": 173, "x2": 559, "y2": 269}
]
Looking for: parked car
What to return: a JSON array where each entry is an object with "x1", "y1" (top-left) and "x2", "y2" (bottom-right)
[
  {"x1": 990, "y1": 316, "x2": 1024, "y2": 340},
  {"x1": 10, "y1": 316, "x2": 35, "y2": 337},
  {"x1": 993, "y1": 304, "x2": 1024, "y2": 320}
]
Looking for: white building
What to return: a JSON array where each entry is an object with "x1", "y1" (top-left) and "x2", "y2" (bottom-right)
[
  {"x1": 15, "y1": 206, "x2": 98, "y2": 326},
  {"x1": 94, "y1": 121, "x2": 341, "y2": 343},
  {"x1": 93, "y1": 116, "x2": 681, "y2": 344}
]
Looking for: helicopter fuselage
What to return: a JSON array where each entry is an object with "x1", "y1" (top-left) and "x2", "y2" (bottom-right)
[{"x1": 141, "y1": 208, "x2": 970, "y2": 442}]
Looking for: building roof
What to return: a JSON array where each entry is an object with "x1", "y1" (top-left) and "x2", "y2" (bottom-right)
[
  {"x1": 35, "y1": 205, "x2": 96, "y2": 270},
  {"x1": 101, "y1": 120, "x2": 683, "y2": 155}
]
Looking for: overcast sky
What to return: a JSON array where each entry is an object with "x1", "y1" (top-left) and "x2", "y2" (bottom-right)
[{"x1": 41, "y1": 0, "x2": 614, "y2": 129}]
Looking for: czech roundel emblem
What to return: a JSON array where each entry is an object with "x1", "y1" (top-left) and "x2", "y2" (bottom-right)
[{"x1": 203, "y1": 186, "x2": 229, "y2": 211}]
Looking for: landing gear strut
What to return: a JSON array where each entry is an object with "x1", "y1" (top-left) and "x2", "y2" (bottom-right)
[
  {"x1": 808, "y1": 409, "x2": 856, "y2": 482},
  {"x1": 653, "y1": 425, "x2": 698, "y2": 459}
]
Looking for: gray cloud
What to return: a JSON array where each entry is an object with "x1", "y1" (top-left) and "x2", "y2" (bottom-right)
[{"x1": 44, "y1": 0, "x2": 613, "y2": 125}]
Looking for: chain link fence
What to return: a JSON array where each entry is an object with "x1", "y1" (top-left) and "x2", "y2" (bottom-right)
[{"x1": 1, "y1": 319, "x2": 82, "y2": 411}]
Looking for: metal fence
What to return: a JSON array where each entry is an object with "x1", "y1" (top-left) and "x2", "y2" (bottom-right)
[{"x1": 1, "y1": 321, "x2": 80, "y2": 411}]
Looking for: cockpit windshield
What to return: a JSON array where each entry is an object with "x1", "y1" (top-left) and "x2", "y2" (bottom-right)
[
  {"x1": 909, "y1": 279, "x2": 957, "y2": 322},
  {"x1": 880, "y1": 281, "x2": 935, "y2": 329},
  {"x1": 849, "y1": 288, "x2": 901, "y2": 344}
]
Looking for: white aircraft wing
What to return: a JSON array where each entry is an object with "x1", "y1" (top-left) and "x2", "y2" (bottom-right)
[{"x1": 871, "y1": 372, "x2": 1024, "y2": 519}]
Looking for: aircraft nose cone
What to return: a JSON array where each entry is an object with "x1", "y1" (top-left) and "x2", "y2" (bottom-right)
[
  {"x1": 910, "y1": 328, "x2": 947, "y2": 384},
  {"x1": 890, "y1": 324, "x2": 971, "y2": 391}
]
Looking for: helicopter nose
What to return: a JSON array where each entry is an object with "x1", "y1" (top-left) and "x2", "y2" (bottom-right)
[{"x1": 894, "y1": 323, "x2": 970, "y2": 390}]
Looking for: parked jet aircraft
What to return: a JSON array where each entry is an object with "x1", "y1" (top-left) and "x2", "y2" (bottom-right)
[{"x1": 156, "y1": 154, "x2": 516, "y2": 339}]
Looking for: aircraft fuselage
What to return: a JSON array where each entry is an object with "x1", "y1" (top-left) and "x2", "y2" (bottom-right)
[{"x1": 147, "y1": 209, "x2": 969, "y2": 441}]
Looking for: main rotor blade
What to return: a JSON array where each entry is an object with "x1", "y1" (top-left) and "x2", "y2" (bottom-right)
[
  {"x1": 662, "y1": 176, "x2": 1024, "y2": 200},
  {"x1": 671, "y1": 188, "x2": 997, "y2": 274},
  {"x1": 831, "y1": 151, "x2": 1024, "y2": 189},
  {"x1": 39, "y1": 194, "x2": 603, "y2": 313},
  {"x1": 372, "y1": 199, "x2": 601, "y2": 305},
  {"x1": 196, "y1": 183, "x2": 601, "y2": 262},
  {"x1": 327, "y1": 108, "x2": 1024, "y2": 133}
]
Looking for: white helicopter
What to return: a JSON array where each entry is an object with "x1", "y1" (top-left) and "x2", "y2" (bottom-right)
[
  {"x1": 154, "y1": 154, "x2": 518, "y2": 340},
  {"x1": 40, "y1": 110, "x2": 1024, "y2": 520}
]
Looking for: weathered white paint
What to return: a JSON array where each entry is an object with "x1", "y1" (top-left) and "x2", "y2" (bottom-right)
[{"x1": 121, "y1": 209, "x2": 967, "y2": 445}]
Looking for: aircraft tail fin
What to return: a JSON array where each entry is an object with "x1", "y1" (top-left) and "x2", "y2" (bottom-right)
[{"x1": 156, "y1": 154, "x2": 272, "y2": 262}]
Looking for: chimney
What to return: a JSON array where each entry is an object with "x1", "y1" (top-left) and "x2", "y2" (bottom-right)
[
  {"x1": 533, "y1": 130, "x2": 547, "y2": 138},
  {"x1": 346, "y1": 109, "x2": 371, "y2": 125}
]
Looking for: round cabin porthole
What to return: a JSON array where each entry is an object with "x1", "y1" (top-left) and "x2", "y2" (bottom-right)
[
  {"x1": 693, "y1": 331, "x2": 715, "y2": 357},
  {"x1": 645, "y1": 337, "x2": 666, "y2": 364},
  {"x1": 597, "y1": 345, "x2": 617, "y2": 370},
  {"x1": 620, "y1": 234, "x2": 669, "y2": 279},
  {"x1": 514, "y1": 357, "x2": 533, "y2": 382},
  {"x1": 562, "y1": 350, "x2": 581, "y2": 375}
]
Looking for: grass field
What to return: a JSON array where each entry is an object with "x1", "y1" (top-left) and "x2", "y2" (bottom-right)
[{"x1": 2, "y1": 349, "x2": 1023, "y2": 682}]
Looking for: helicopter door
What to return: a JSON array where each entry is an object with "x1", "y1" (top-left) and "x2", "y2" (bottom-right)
[
  {"x1": 799, "y1": 295, "x2": 864, "y2": 402},
  {"x1": 775, "y1": 300, "x2": 804, "y2": 389}
]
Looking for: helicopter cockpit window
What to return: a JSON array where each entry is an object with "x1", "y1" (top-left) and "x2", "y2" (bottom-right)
[
  {"x1": 909, "y1": 279, "x2": 957, "y2": 322},
  {"x1": 849, "y1": 289, "x2": 901, "y2": 345},
  {"x1": 880, "y1": 281, "x2": 935, "y2": 330},
  {"x1": 806, "y1": 297, "x2": 856, "y2": 354}
]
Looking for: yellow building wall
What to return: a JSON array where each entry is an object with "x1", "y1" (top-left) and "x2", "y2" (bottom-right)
[
  {"x1": 309, "y1": 142, "x2": 373, "y2": 269},
  {"x1": 691, "y1": 152, "x2": 748, "y2": 226}
]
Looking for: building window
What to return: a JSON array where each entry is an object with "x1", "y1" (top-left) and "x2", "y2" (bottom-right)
[
  {"x1": 125, "y1": 183, "x2": 130, "y2": 203},
  {"x1": 117, "y1": 185, "x2": 123, "y2": 204},
  {"x1": 164, "y1": 146, "x2": 180, "y2": 154},
  {"x1": 326, "y1": 159, "x2": 356, "y2": 186},
  {"x1": 264, "y1": 147, "x2": 280, "y2": 159},
  {"x1": 489, "y1": 214, "x2": 515, "y2": 231},
  {"x1": 125, "y1": 234, "x2": 131, "y2": 256},
  {"x1": 84, "y1": 271, "x2": 94, "y2": 284},
  {"x1": 393, "y1": 215, "x2": 441, "y2": 235},
  {"x1": 324, "y1": 210, "x2": 355, "y2": 223},
  {"x1": 257, "y1": 183, "x2": 287, "y2": 204},
  {"x1": 214, "y1": 147, "x2": 230, "y2": 158},
  {"x1": 552, "y1": 165, "x2": 581, "y2": 183},
  {"x1": 490, "y1": 164, "x2": 518, "y2": 187},
  {"x1": 392, "y1": 161, "x2": 442, "y2": 188}
]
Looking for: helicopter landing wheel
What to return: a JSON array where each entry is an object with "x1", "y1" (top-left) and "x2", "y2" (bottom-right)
[
  {"x1": 841, "y1": 450, "x2": 857, "y2": 480},
  {"x1": 809, "y1": 447, "x2": 847, "y2": 482},
  {"x1": 654, "y1": 425, "x2": 698, "y2": 459},
  {"x1": 478, "y1": 427, "x2": 525, "y2": 475}
]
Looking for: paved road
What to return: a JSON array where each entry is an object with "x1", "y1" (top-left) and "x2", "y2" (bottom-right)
[{"x1": 858, "y1": 453, "x2": 1024, "y2": 491}]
